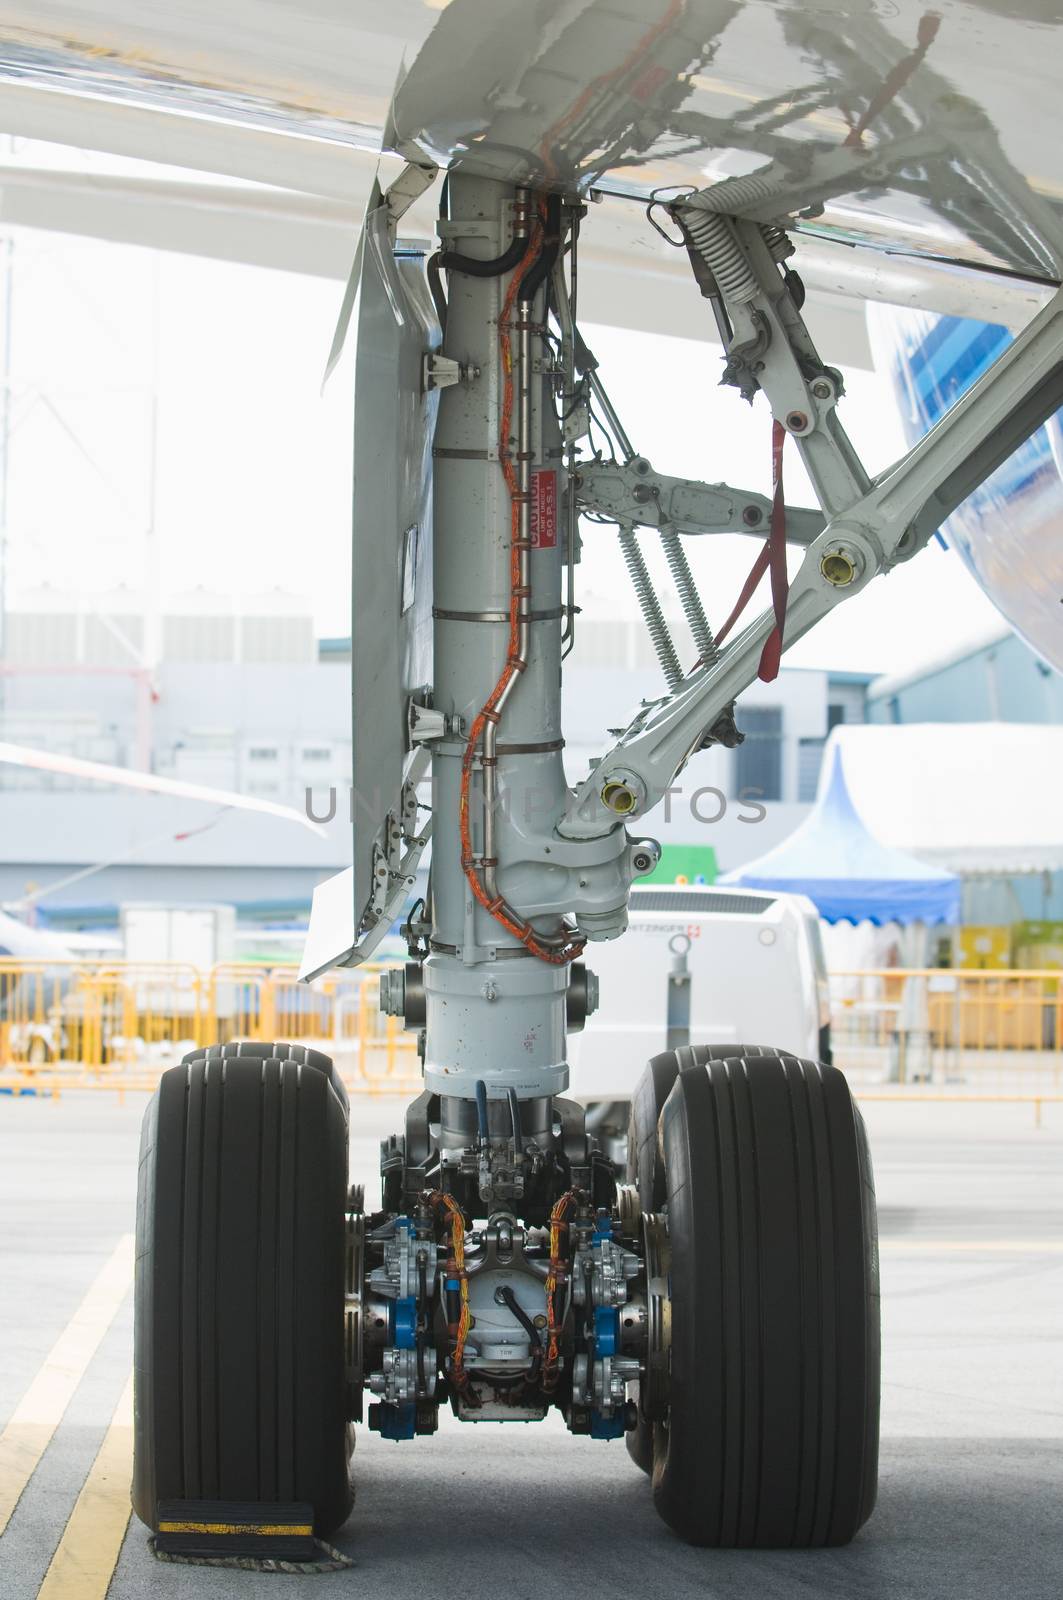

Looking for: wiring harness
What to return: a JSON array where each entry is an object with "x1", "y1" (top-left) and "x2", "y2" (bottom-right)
[
  {"x1": 542, "y1": 1188, "x2": 582, "y2": 1391},
  {"x1": 424, "y1": 1189, "x2": 480, "y2": 1408}
]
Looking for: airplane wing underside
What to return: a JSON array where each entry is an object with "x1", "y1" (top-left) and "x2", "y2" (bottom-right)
[{"x1": 1, "y1": 0, "x2": 1060, "y2": 286}]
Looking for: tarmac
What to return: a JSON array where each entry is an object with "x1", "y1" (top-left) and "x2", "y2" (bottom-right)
[{"x1": 1, "y1": 1089, "x2": 1060, "y2": 1600}]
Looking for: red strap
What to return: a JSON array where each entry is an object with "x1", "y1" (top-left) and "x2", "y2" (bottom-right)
[
  {"x1": 843, "y1": 12, "x2": 941, "y2": 148},
  {"x1": 714, "y1": 419, "x2": 789, "y2": 681},
  {"x1": 714, "y1": 541, "x2": 770, "y2": 650},
  {"x1": 758, "y1": 419, "x2": 789, "y2": 682}
]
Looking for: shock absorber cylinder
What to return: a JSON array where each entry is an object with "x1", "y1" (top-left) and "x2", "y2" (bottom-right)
[{"x1": 425, "y1": 174, "x2": 571, "y2": 1105}]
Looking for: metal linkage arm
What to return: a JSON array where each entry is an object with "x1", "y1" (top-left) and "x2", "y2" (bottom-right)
[
  {"x1": 559, "y1": 252, "x2": 1063, "y2": 841},
  {"x1": 575, "y1": 458, "x2": 825, "y2": 545}
]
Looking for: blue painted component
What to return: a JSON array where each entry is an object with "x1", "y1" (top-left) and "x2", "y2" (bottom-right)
[
  {"x1": 590, "y1": 1410, "x2": 625, "y2": 1440},
  {"x1": 594, "y1": 1306, "x2": 619, "y2": 1357},
  {"x1": 474, "y1": 1079, "x2": 489, "y2": 1140},
  {"x1": 591, "y1": 1215, "x2": 613, "y2": 1243},
  {"x1": 393, "y1": 1296, "x2": 418, "y2": 1350},
  {"x1": 444, "y1": 1278, "x2": 460, "y2": 1291},
  {"x1": 379, "y1": 1402, "x2": 417, "y2": 1441}
]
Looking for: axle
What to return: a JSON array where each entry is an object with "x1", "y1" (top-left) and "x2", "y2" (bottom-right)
[{"x1": 355, "y1": 1163, "x2": 654, "y2": 1439}]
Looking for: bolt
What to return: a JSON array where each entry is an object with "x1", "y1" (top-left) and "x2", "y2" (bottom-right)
[
  {"x1": 811, "y1": 379, "x2": 833, "y2": 400},
  {"x1": 634, "y1": 457, "x2": 650, "y2": 475},
  {"x1": 742, "y1": 505, "x2": 763, "y2": 526},
  {"x1": 601, "y1": 781, "x2": 638, "y2": 816},
  {"x1": 631, "y1": 483, "x2": 657, "y2": 503},
  {"x1": 820, "y1": 549, "x2": 858, "y2": 587},
  {"x1": 785, "y1": 410, "x2": 808, "y2": 432}
]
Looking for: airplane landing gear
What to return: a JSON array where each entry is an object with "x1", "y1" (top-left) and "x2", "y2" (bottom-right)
[{"x1": 133, "y1": 1040, "x2": 878, "y2": 1554}]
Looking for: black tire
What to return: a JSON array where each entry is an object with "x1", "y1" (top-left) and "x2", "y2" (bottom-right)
[
  {"x1": 654, "y1": 1051, "x2": 879, "y2": 1547},
  {"x1": 132, "y1": 1041, "x2": 352, "y2": 1537},
  {"x1": 626, "y1": 1045, "x2": 792, "y2": 1212},
  {"x1": 624, "y1": 1053, "x2": 680, "y2": 1473},
  {"x1": 626, "y1": 1052, "x2": 680, "y2": 1213},
  {"x1": 624, "y1": 1045, "x2": 790, "y2": 1475}
]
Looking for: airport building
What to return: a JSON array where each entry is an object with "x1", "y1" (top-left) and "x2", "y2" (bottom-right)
[
  {"x1": 0, "y1": 588, "x2": 871, "y2": 925},
  {"x1": 867, "y1": 621, "x2": 1063, "y2": 725}
]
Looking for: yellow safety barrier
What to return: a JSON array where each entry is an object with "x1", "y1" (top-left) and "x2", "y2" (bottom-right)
[
  {"x1": 3, "y1": 960, "x2": 1063, "y2": 1103},
  {"x1": 829, "y1": 967, "x2": 1063, "y2": 1088},
  {"x1": 0, "y1": 957, "x2": 421, "y2": 1097}
]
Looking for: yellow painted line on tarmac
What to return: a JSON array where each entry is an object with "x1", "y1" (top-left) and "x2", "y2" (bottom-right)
[
  {"x1": 0, "y1": 1234, "x2": 134, "y2": 1535},
  {"x1": 157, "y1": 1519, "x2": 311, "y2": 1536},
  {"x1": 37, "y1": 1374, "x2": 133, "y2": 1600},
  {"x1": 881, "y1": 1239, "x2": 1063, "y2": 1254}
]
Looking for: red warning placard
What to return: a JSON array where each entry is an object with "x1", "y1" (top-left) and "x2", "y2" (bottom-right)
[{"x1": 530, "y1": 469, "x2": 558, "y2": 549}]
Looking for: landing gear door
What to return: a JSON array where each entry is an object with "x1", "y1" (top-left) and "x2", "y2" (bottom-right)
[{"x1": 301, "y1": 184, "x2": 438, "y2": 980}]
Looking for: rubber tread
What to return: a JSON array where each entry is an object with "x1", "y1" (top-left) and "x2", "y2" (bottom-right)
[
  {"x1": 181, "y1": 1040, "x2": 347, "y2": 1113},
  {"x1": 133, "y1": 1051, "x2": 351, "y2": 1537},
  {"x1": 624, "y1": 1043, "x2": 790, "y2": 1475},
  {"x1": 652, "y1": 1049, "x2": 879, "y2": 1546}
]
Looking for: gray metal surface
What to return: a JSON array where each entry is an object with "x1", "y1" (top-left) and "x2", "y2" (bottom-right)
[
  {"x1": 2, "y1": 1092, "x2": 1061, "y2": 1599},
  {"x1": 348, "y1": 193, "x2": 436, "y2": 943},
  {"x1": 300, "y1": 184, "x2": 438, "y2": 977},
  {"x1": 420, "y1": 174, "x2": 637, "y2": 1100}
]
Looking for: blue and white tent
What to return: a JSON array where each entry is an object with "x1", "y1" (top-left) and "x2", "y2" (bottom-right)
[{"x1": 719, "y1": 747, "x2": 961, "y2": 927}]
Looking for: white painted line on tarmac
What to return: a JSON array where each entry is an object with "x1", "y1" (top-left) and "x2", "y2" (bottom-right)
[
  {"x1": 880, "y1": 1239, "x2": 1063, "y2": 1253},
  {"x1": 0, "y1": 1234, "x2": 135, "y2": 1535},
  {"x1": 37, "y1": 1374, "x2": 133, "y2": 1600}
]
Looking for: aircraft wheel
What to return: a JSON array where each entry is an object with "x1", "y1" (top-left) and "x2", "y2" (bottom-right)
[
  {"x1": 624, "y1": 1053, "x2": 680, "y2": 1473},
  {"x1": 625, "y1": 1045, "x2": 793, "y2": 1474},
  {"x1": 132, "y1": 1042, "x2": 352, "y2": 1538},
  {"x1": 654, "y1": 1052, "x2": 879, "y2": 1546},
  {"x1": 626, "y1": 1052, "x2": 680, "y2": 1212}
]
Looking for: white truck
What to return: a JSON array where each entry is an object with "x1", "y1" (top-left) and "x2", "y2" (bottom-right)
[{"x1": 569, "y1": 883, "x2": 831, "y2": 1137}]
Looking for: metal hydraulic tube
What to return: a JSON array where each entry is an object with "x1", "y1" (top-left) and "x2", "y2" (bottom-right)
[
  {"x1": 424, "y1": 174, "x2": 571, "y2": 1104},
  {"x1": 482, "y1": 221, "x2": 534, "y2": 903}
]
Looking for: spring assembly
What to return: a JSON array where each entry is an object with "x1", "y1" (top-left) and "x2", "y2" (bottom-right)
[
  {"x1": 679, "y1": 208, "x2": 757, "y2": 304},
  {"x1": 761, "y1": 223, "x2": 795, "y2": 263},
  {"x1": 660, "y1": 529, "x2": 720, "y2": 670},
  {"x1": 684, "y1": 169, "x2": 786, "y2": 213},
  {"x1": 618, "y1": 523, "x2": 682, "y2": 688},
  {"x1": 679, "y1": 166, "x2": 796, "y2": 302}
]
